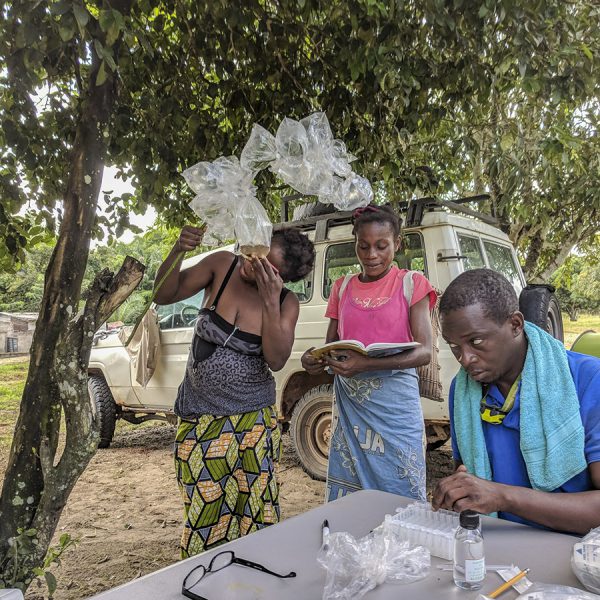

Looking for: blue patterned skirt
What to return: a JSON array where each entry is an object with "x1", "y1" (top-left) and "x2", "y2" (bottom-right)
[{"x1": 326, "y1": 368, "x2": 426, "y2": 502}]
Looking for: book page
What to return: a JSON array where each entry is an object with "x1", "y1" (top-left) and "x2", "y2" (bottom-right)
[{"x1": 310, "y1": 341, "x2": 367, "y2": 359}]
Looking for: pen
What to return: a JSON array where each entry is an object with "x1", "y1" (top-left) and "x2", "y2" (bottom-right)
[
  {"x1": 322, "y1": 519, "x2": 330, "y2": 551},
  {"x1": 488, "y1": 568, "x2": 530, "y2": 598}
]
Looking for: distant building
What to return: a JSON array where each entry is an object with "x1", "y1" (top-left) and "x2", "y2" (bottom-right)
[{"x1": 0, "y1": 312, "x2": 37, "y2": 354}]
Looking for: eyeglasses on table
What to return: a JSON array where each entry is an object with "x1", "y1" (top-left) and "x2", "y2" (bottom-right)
[{"x1": 181, "y1": 550, "x2": 296, "y2": 600}]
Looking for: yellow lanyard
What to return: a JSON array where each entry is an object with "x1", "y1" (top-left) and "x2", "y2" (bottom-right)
[{"x1": 480, "y1": 375, "x2": 521, "y2": 425}]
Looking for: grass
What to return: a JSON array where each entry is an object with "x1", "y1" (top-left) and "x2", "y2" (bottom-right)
[
  {"x1": 0, "y1": 311, "x2": 598, "y2": 449},
  {"x1": 562, "y1": 312, "x2": 600, "y2": 349},
  {"x1": 0, "y1": 357, "x2": 28, "y2": 447}
]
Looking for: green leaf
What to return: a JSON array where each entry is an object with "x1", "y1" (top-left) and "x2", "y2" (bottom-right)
[
  {"x1": 73, "y1": 4, "x2": 90, "y2": 29},
  {"x1": 49, "y1": 0, "x2": 70, "y2": 16},
  {"x1": 58, "y1": 21, "x2": 75, "y2": 42},
  {"x1": 99, "y1": 9, "x2": 114, "y2": 32},
  {"x1": 500, "y1": 133, "x2": 514, "y2": 151},
  {"x1": 581, "y1": 43, "x2": 593, "y2": 60},
  {"x1": 96, "y1": 61, "x2": 107, "y2": 86},
  {"x1": 44, "y1": 571, "x2": 57, "y2": 596}
]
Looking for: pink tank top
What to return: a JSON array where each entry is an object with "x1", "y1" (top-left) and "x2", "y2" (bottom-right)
[{"x1": 325, "y1": 267, "x2": 435, "y2": 347}]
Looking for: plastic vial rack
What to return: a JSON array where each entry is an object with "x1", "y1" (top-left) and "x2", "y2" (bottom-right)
[{"x1": 385, "y1": 502, "x2": 460, "y2": 561}]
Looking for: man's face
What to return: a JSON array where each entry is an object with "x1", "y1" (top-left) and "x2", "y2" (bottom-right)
[{"x1": 440, "y1": 303, "x2": 524, "y2": 384}]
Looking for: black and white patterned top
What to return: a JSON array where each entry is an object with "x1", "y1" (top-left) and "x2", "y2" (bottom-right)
[{"x1": 174, "y1": 255, "x2": 289, "y2": 419}]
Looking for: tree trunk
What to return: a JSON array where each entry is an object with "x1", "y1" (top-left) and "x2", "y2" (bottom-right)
[{"x1": 0, "y1": 18, "x2": 140, "y2": 588}]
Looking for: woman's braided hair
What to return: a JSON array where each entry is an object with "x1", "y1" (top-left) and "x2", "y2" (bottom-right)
[{"x1": 351, "y1": 204, "x2": 400, "y2": 237}]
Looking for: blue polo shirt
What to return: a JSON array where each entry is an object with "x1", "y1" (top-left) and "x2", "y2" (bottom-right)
[{"x1": 449, "y1": 350, "x2": 600, "y2": 528}]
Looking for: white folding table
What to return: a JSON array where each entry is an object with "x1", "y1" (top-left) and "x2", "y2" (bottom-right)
[{"x1": 89, "y1": 490, "x2": 585, "y2": 599}]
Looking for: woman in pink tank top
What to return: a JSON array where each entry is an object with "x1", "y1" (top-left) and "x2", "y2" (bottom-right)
[{"x1": 302, "y1": 205, "x2": 436, "y2": 500}]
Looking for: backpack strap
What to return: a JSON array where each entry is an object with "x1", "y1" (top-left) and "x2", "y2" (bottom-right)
[
  {"x1": 338, "y1": 273, "x2": 356, "y2": 303},
  {"x1": 403, "y1": 270, "x2": 417, "y2": 305}
]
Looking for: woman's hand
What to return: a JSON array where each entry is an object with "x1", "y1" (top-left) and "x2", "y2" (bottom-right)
[
  {"x1": 175, "y1": 225, "x2": 206, "y2": 253},
  {"x1": 252, "y1": 257, "x2": 283, "y2": 309},
  {"x1": 301, "y1": 349, "x2": 326, "y2": 374},
  {"x1": 323, "y1": 349, "x2": 371, "y2": 378}
]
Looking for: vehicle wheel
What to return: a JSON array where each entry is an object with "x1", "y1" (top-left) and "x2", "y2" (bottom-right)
[
  {"x1": 88, "y1": 375, "x2": 117, "y2": 449},
  {"x1": 519, "y1": 285, "x2": 564, "y2": 343},
  {"x1": 290, "y1": 384, "x2": 333, "y2": 481}
]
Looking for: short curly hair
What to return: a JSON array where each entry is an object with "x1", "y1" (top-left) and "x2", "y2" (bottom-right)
[
  {"x1": 272, "y1": 228, "x2": 315, "y2": 283},
  {"x1": 352, "y1": 204, "x2": 401, "y2": 238},
  {"x1": 439, "y1": 268, "x2": 518, "y2": 325}
]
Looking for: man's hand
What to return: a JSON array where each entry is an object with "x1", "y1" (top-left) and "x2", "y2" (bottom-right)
[
  {"x1": 175, "y1": 225, "x2": 206, "y2": 252},
  {"x1": 301, "y1": 349, "x2": 326, "y2": 375},
  {"x1": 432, "y1": 465, "x2": 505, "y2": 514},
  {"x1": 323, "y1": 349, "x2": 371, "y2": 378}
]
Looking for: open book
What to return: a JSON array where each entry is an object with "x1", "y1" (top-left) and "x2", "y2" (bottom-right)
[{"x1": 310, "y1": 340, "x2": 420, "y2": 359}]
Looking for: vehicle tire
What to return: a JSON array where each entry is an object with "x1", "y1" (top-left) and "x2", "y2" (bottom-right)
[
  {"x1": 290, "y1": 384, "x2": 333, "y2": 481},
  {"x1": 88, "y1": 375, "x2": 117, "y2": 449},
  {"x1": 519, "y1": 285, "x2": 564, "y2": 343}
]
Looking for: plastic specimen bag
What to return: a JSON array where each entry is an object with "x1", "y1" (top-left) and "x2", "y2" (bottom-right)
[
  {"x1": 573, "y1": 527, "x2": 600, "y2": 594},
  {"x1": 514, "y1": 583, "x2": 600, "y2": 599},
  {"x1": 182, "y1": 112, "x2": 371, "y2": 251},
  {"x1": 240, "y1": 112, "x2": 373, "y2": 211},
  {"x1": 317, "y1": 527, "x2": 430, "y2": 600},
  {"x1": 183, "y1": 156, "x2": 272, "y2": 255}
]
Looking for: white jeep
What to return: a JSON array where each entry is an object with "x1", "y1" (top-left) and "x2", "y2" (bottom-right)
[{"x1": 88, "y1": 197, "x2": 563, "y2": 479}]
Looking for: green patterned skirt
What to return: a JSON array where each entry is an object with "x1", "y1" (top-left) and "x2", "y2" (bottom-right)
[{"x1": 174, "y1": 406, "x2": 281, "y2": 557}]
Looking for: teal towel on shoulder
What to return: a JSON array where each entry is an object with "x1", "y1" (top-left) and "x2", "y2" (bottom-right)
[{"x1": 454, "y1": 322, "x2": 586, "y2": 493}]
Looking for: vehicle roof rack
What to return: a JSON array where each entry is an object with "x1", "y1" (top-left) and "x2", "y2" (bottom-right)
[
  {"x1": 273, "y1": 194, "x2": 497, "y2": 241},
  {"x1": 402, "y1": 194, "x2": 497, "y2": 228}
]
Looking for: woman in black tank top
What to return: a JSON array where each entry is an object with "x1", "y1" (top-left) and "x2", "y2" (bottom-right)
[{"x1": 154, "y1": 226, "x2": 314, "y2": 557}]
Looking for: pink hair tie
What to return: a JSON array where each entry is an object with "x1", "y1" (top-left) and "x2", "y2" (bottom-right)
[{"x1": 352, "y1": 205, "x2": 380, "y2": 218}]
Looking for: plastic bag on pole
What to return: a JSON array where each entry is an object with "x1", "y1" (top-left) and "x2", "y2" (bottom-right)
[
  {"x1": 269, "y1": 112, "x2": 373, "y2": 209},
  {"x1": 240, "y1": 124, "x2": 277, "y2": 174},
  {"x1": 183, "y1": 156, "x2": 271, "y2": 254}
]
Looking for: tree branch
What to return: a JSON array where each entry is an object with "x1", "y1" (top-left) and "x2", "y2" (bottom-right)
[{"x1": 96, "y1": 255, "x2": 145, "y2": 324}]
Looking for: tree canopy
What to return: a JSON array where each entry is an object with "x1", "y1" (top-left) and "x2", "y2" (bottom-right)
[
  {"x1": 2, "y1": 0, "x2": 598, "y2": 273},
  {"x1": 0, "y1": 0, "x2": 598, "y2": 592}
]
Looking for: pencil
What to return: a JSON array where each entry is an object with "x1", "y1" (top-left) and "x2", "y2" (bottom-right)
[{"x1": 488, "y1": 568, "x2": 530, "y2": 599}]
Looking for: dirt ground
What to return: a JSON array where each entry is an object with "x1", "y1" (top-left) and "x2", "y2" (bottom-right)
[{"x1": 3, "y1": 422, "x2": 451, "y2": 600}]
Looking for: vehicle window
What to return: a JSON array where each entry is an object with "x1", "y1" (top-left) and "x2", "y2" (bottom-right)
[
  {"x1": 285, "y1": 271, "x2": 313, "y2": 303},
  {"x1": 458, "y1": 234, "x2": 486, "y2": 270},
  {"x1": 156, "y1": 289, "x2": 205, "y2": 330},
  {"x1": 483, "y1": 240, "x2": 523, "y2": 294},
  {"x1": 395, "y1": 233, "x2": 427, "y2": 276},
  {"x1": 323, "y1": 242, "x2": 361, "y2": 299}
]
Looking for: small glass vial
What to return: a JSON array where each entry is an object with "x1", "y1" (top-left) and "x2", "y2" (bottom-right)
[{"x1": 453, "y1": 510, "x2": 485, "y2": 590}]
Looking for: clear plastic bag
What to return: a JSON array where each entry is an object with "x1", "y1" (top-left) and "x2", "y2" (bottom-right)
[
  {"x1": 317, "y1": 528, "x2": 430, "y2": 600},
  {"x1": 512, "y1": 583, "x2": 600, "y2": 599},
  {"x1": 267, "y1": 112, "x2": 373, "y2": 210},
  {"x1": 183, "y1": 156, "x2": 271, "y2": 253},
  {"x1": 573, "y1": 527, "x2": 600, "y2": 594},
  {"x1": 240, "y1": 124, "x2": 277, "y2": 174}
]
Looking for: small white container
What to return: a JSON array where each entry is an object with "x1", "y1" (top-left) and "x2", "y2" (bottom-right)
[
  {"x1": 386, "y1": 501, "x2": 460, "y2": 560},
  {"x1": 0, "y1": 590, "x2": 25, "y2": 600}
]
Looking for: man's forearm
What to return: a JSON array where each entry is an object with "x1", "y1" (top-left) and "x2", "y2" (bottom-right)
[{"x1": 499, "y1": 484, "x2": 600, "y2": 534}]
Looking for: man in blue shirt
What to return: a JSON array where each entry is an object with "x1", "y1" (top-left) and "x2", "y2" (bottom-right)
[{"x1": 432, "y1": 269, "x2": 600, "y2": 533}]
